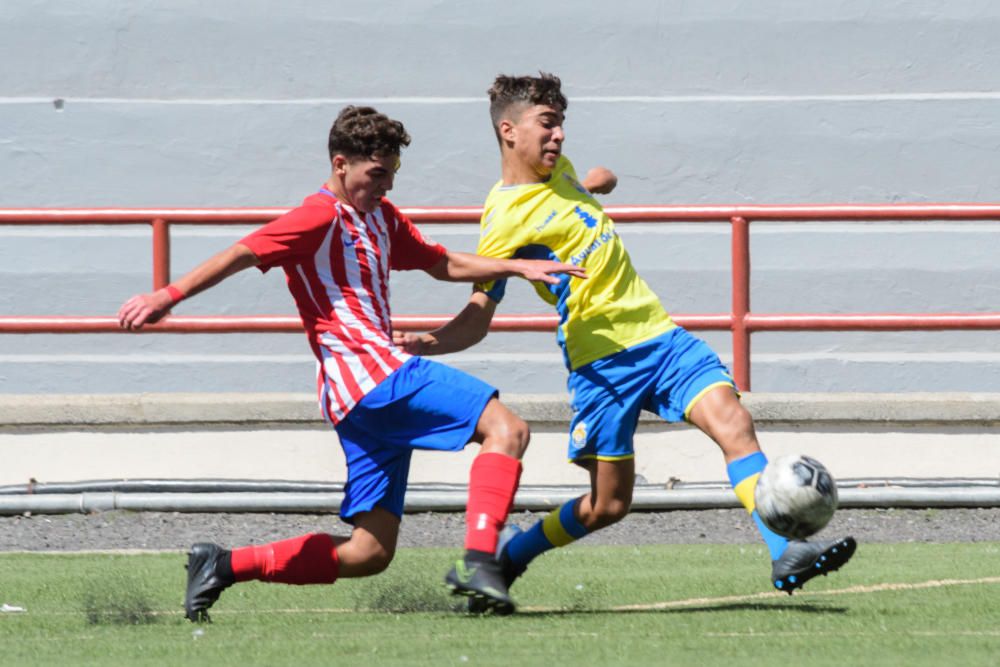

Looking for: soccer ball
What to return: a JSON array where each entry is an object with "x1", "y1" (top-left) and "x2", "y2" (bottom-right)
[{"x1": 754, "y1": 455, "x2": 838, "y2": 540}]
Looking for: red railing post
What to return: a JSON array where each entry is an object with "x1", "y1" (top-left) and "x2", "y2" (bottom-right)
[
  {"x1": 151, "y1": 218, "x2": 170, "y2": 290},
  {"x1": 731, "y1": 216, "x2": 751, "y2": 391}
]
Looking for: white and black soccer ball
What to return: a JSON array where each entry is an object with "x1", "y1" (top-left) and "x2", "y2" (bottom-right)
[{"x1": 754, "y1": 455, "x2": 838, "y2": 540}]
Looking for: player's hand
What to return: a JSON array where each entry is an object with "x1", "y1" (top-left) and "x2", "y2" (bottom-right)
[
  {"x1": 117, "y1": 289, "x2": 175, "y2": 330},
  {"x1": 392, "y1": 330, "x2": 426, "y2": 355},
  {"x1": 582, "y1": 166, "x2": 618, "y2": 195},
  {"x1": 516, "y1": 259, "x2": 587, "y2": 285}
]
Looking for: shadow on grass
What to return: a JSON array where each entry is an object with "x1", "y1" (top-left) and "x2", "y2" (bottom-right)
[
  {"x1": 669, "y1": 602, "x2": 849, "y2": 614},
  {"x1": 515, "y1": 602, "x2": 849, "y2": 617},
  {"x1": 341, "y1": 570, "x2": 850, "y2": 618}
]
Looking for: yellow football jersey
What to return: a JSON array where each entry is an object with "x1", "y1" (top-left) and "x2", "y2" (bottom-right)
[{"x1": 476, "y1": 156, "x2": 675, "y2": 370}]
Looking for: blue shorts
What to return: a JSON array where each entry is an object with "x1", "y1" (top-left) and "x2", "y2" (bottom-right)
[
  {"x1": 334, "y1": 356, "x2": 497, "y2": 522},
  {"x1": 566, "y1": 327, "x2": 737, "y2": 463}
]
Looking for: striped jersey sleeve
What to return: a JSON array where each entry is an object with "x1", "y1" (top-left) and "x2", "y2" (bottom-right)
[{"x1": 240, "y1": 204, "x2": 336, "y2": 272}]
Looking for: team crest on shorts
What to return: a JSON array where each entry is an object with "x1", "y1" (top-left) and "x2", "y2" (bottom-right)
[{"x1": 572, "y1": 421, "x2": 588, "y2": 447}]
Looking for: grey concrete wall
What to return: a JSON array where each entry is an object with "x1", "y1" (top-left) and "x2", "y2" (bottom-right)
[{"x1": 1, "y1": 0, "x2": 998, "y2": 395}]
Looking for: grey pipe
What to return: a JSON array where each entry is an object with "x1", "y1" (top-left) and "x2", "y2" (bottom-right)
[
  {"x1": 0, "y1": 479, "x2": 347, "y2": 495},
  {"x1": 3, "y1": 477, "x2": 996, "y2": 496},
  {"x1": 3, "y1": 485, "x2": 1000, "y2": 515}
]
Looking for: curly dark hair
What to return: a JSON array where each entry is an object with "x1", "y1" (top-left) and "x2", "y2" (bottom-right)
[
  {"x1": 328, "y1": 106, "x2": 411, "y2": 160},
  {"x1": 487, "y1": 72, "x2": 568, "y2": 141}
]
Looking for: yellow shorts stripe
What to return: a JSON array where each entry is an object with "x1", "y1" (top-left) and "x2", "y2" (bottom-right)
[
  {"x1": 568, "y1": 453, "x2": 636, "y2": 464},
  {"x1": 542, "y1": 509, "x2": 578, "y2": 547},
  {"x1": 733, "y1": 473, "x2": 760, "y2": 514},
  {"x1": 683, "y1": 381, "x2": 738, "y2": 421}
]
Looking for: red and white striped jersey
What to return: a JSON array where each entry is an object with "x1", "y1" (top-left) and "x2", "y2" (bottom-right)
[{"x1": 240, "y1": 188, "x2": 447, "y2": 424}]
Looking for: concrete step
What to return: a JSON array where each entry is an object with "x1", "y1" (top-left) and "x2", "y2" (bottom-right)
[{"x1": 1, "y1": 393, "x2": 998, "y2": 486}]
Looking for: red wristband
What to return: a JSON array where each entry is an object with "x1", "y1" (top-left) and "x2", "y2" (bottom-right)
[{"x1": 164, "y1": 284, "x2": 186, "y2": 305}]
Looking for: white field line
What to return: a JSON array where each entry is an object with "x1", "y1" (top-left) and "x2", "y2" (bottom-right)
[
  {"x1": 14, "y1": 576, "x2": 1000, "y2": 618},
  {"x1": 603, "y1": 576, "x2": 1000, "y2": 612}
]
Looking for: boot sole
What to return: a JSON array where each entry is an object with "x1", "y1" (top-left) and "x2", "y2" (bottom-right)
[
  {"x1": 445, "y1": 580, "x2": 515, "y2": 616},
  {"x1": 773, "y1": 537, "x2": 857, "y2": 595}
]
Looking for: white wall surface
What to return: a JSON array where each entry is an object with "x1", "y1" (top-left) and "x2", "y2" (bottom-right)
[{"x1": 1, "y1": 1, "x2": 998, "y2": 394}]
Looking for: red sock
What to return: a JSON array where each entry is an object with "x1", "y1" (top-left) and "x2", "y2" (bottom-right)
[
  {"x1": 230, "y1": 533, "x2": 340, "y2": 585},
  {"x1": 465, "y1": 452, "x2": 523, "y2": 554}
]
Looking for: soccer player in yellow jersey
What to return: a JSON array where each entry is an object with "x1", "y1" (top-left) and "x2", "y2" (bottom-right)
[{"x1": 395, "y1": 73, "x2": 856, "y2": 602}]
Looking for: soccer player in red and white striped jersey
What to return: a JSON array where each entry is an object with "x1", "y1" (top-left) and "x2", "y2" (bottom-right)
[{"x1": 118, "y1": 106, "x2": 585, "y2": 619}]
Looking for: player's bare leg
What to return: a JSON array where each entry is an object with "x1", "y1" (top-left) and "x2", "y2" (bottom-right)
[
  {"x1": 685, "y1": 385, "x2": 760, "y2": 463},
  {"x1": 473, "y1": 396, "x2": 530, "y2": 459},
  {"x1": 576, "y1": 458, "x2": 634, "y2": 531},
  {"x1": 446, "y1": 397, "x2": 526, "y2": 614},
  {"x1": 333, "y1": 508, "x2": 400, "y2": 577}
]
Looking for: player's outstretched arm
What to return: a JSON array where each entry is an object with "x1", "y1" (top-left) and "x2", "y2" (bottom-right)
[
  {"x1": 117, "y1": 243, "x2": 260, "y2": 330},
  {"x1": 425, "y1": 250, "x2": 586, "y2": 285},
  {"x1": 582, "y1": 166, "x2": 618, "y2": 195},
  {"x1": 394, "y1": 291, "x2": 496, "y2": 356}
]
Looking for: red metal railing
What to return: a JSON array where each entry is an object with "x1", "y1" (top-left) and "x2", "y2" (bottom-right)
[{"x1": 2, "y1": 204, "x2": 1000, "y2": 391}]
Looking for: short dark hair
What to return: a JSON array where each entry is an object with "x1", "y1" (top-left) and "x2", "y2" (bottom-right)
[
  {"x1": 487, "y1": 72, "x2": 568, "y2": 140},
  {"x1": 328, "y1": 106, "x2": 411, "y2": 160}
]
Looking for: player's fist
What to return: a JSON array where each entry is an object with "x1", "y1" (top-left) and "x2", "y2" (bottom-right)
[
  {"x1": 392, "y1": 330, "x2": 426, "y2": 355},
  {"x1": 117, "y1": 289, "x2": 175, "y2": 330},
  {"x1": 583, "y1": 166, "x2": 618, "y2": 195}
]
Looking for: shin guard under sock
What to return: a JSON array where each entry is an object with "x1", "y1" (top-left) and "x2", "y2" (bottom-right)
[
  {"x1": 506, "y1": 498, "x2": 590, "y2": 568},
  {"x1": 727, "y1": 452, "x2": 790, "y2": 560},
  {"x1": 465, "y1": 452, "x2": 523, "y2": 554},
  {"x1": 230, "y1": 532, "x2": 340, "y2": 584}
]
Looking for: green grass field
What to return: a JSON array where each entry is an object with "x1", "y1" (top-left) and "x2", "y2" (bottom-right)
[{"x1": 2, "y1": 543, "x2": 999, "y2": 666}]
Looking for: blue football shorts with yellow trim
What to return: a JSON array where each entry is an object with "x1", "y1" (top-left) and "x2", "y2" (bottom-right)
[
  {"x1": 334, "y1": 356, "x2": 497, "y2": 522},
  {"x1": 566, "y1": 327, "x2": 737, "y2": 463}
]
